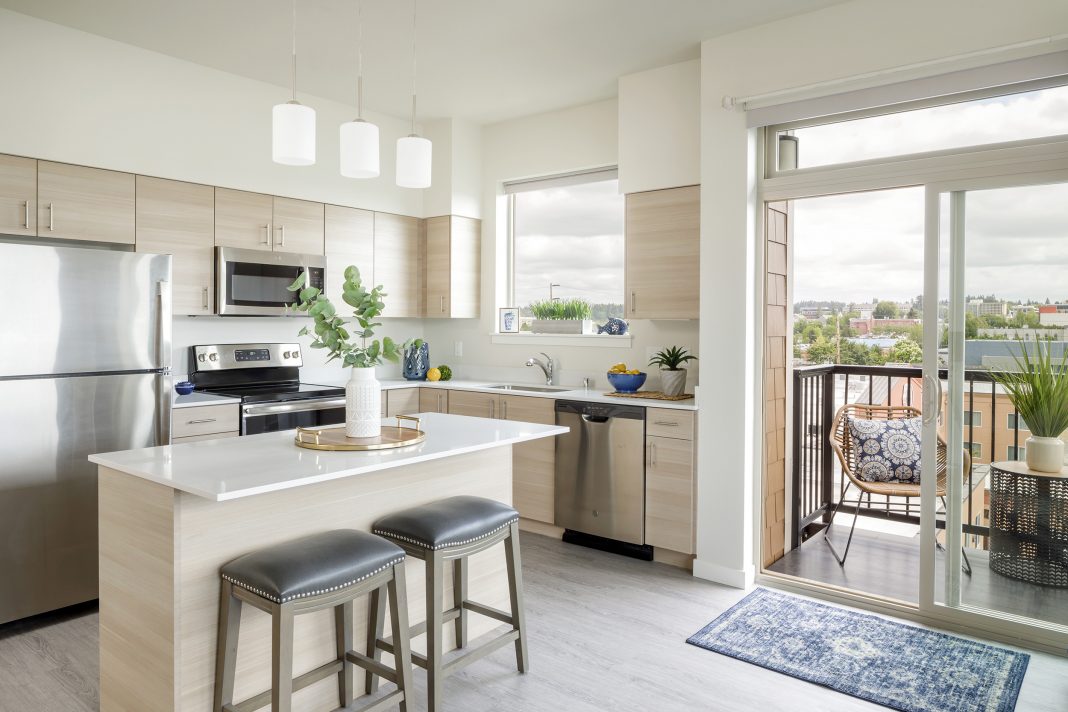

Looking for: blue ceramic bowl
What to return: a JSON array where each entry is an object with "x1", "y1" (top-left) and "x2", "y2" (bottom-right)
[
  {"x1": 607, "y1": 372, "x2": 647, "y2": 393},
  {"x1": 174, "y1": 381, "x2": 195, "y2": 395}
]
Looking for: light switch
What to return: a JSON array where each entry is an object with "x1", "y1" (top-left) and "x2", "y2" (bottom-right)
[{"x1": 454, "y1": 341, "x2": 463, "y2": 357}]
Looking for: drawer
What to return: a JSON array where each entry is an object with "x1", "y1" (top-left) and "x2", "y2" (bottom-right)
[
  {"x1": 172, "y1": 431, "x2": 239, "y2": 444},
  {"x1": 172, "y1": 404, "x2": 240, "y2": 438},
  {"x1": 646, "y1": 407, "x2": 694, "y2": 439}
]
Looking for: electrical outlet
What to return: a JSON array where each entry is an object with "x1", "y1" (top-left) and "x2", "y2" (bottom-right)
[{"x1": 454, "y1": 341, "x2": 463, "y2": 357}]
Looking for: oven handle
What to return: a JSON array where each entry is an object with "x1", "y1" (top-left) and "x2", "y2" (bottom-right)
[{"x1": 242, "y1": 398, "x2": 347, "y2": 417}]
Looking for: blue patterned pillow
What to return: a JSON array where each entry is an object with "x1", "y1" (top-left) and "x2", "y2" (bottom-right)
[{"x1": 846, "y1": 416, "x2": 923, "y2": 484}]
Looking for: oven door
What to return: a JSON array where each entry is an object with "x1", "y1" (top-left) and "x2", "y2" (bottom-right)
[
  {"x1": 216, "y1": 246, "x2": 326, "y2": 316},
  {"x1": 241, "y1": 398, "x2": 346, "y2": 435}
]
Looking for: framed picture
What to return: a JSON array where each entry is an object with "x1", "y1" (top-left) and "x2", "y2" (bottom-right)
[{"x1": 499, "y1": 307, "x2": 520, "y2": 333}]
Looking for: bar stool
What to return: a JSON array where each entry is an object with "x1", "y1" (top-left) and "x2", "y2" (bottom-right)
[
  {"x1": 371, "y1": 496, "x2": 528, "y2": 712},
  {"x1": 213, "y1": 529, "x2": 414, "y2": 712}
]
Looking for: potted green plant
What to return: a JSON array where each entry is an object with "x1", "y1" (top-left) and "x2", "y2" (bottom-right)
[
  {"x1": 649, "y1": 346, "x2": 697, "y2": 397},
  {"x1": 288, "y1": 266, "x2": 421, "y2": 439},
  {"x1": 529, "y1": 298, "x2": 593, "y2": 334},
  {"x1": 990, "y1": 336, "x2": 1068, "y2": 473}
]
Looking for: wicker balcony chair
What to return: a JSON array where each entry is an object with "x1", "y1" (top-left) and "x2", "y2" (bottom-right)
[{"x1": 826, "y1": 403, "x2": 972, "y2": 574}]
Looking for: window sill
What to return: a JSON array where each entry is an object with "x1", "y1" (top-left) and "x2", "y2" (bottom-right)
[{"x1": 490, "y1": 333, "x2": 633, "y2": 348}]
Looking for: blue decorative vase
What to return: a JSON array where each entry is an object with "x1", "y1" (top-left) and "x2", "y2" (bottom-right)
[{"x1": 403, "y1": 342, "x2": 430, "y2": 380}]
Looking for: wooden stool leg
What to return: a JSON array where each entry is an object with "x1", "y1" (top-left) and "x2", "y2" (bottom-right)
[
  {"x1": 452, "y1": 557, "x2": 468, "y2": 648},
  {"x1": 388, "y1": 563, "x2": 415, "y2": 712},
  {"x1": 334, "y1": 600, "x2": 354, "y2": 708},
  {"x1": 426, "y1": 551, "x2": 445, "y2": 712},
  {"x1": 365, "y1": 585, "x2": 385, "y2": 694},
  {"x1": 213, "y1": 580, "x2": 242, "y2": 712},
  {"x1": 504, "y1": 522, "x2": 529, "y2": 673},
  {"x1": 271, "y1": 605, "x2": 295, "y2": 712}
]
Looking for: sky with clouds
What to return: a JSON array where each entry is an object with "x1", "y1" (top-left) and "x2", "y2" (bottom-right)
[{"x1": 792, "y1": 85, "x2": 1068, "y2": 305}]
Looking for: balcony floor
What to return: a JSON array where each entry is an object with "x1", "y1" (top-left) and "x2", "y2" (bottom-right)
[{"x1": 766, "y1": 524, "x2": 1068, "y2": 628}]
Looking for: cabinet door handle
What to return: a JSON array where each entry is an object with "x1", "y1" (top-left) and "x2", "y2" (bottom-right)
[
  {"x1": 278, "y1": 224, "x2": 286, "y2": 247},
  {"x1": 263, "y1": 224, "x2": 271, "y2": 246},
  {"x1": 186, "y1": 418, "x2": 217, "y2": 425},
  {"x1": 648, "y1": 442, "x2": 656, "y2": 466},
  {"x1": 489, "y1": 400, "x2": 495, "y2": 418},
  {"x1": 502, "y1": 401, "x2": 508, "y2": 419},
  {"x1": 630, "y1": 291, "x2": 636, "y2": 313},
  {"x1": 23, "y1": 200, "x2": 30, "y2": 229},
  {"x1": 202, "y1": 287, "x2": 210, "y2": 310},
  {"x1": 653, "y1": 421, "x2": 679, "y2": 427},
  {"x1": 440, "y1": 295, "x2": 445, "y2": 313},
  {"x1": 48, "y1": 203, "x2": 54, "y2": 231}
]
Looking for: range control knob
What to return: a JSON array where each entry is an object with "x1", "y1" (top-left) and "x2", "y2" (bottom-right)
[
  {"x1": 197, "y1": 353, "x2": 206, "y2": 362},
  {"x1": 208, "y1": 353, "x2": 218, "y2": 362},
  {"x1": 283, "y1": 351, "x2": 292, "y2": 359}
]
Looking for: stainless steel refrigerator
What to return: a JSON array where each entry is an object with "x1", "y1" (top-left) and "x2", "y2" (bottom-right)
[{"x1": 0, "y1": 242, "x2": 171, "y2": 624}]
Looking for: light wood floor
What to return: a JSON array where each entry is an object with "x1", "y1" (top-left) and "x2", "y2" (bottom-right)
[{"x1": 1, "y1": 532, "x2": 1066, "y2": 712}]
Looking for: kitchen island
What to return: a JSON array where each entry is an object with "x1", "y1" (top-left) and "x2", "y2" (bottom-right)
[{"x1": 89, "y1": 413, "x2": 566, "y2": 712}]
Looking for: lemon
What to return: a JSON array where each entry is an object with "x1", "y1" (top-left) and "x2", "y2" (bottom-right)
[{"x1": 426, "y1": 367, "x2": 442, "y2": 382}]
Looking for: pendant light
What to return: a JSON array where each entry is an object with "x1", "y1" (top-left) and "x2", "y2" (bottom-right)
[
  {"x1": 339, "y1": 0, "x2": 380, "y2": 178},
  {"x1": 272, "y1": 0, "x2": 316, "y2": 166},
  {"x1": 396, "y1": 0, "x2": 432, "y2": 189}
]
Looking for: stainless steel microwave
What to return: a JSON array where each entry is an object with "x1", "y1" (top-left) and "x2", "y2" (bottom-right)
[{"x1": 216, "y1": 247, "x2": 326, "y2": 316}]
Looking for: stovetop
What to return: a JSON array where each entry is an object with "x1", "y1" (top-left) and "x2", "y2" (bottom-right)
[{"x1": 198, "y1": 382, "x2": 345, "y2": 404}]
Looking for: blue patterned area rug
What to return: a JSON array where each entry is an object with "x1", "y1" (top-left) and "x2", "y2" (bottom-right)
[{"x1": 687, "y1": 588, "x2": 1029, "y2": 712}]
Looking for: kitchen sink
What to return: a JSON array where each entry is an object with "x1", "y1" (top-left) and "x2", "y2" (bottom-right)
[{"x1": 486, "y1": 384, "x2": 570, "y2": 393}]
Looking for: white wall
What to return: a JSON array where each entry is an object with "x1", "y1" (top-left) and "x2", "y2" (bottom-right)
[
  {"x1": 424, "y1": 118, "x2": 483, "y2": 219},
  {"x1": 695, "y1": 0, "x2": 1068, "y2": 587},
  {"x1": 420, "y1": 98, "x2": 700, "y2": 388}
]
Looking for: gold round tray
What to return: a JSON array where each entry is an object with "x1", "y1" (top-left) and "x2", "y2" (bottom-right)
[{"x1": 294, "y1": 415, "x2": 426, "y2": 451}]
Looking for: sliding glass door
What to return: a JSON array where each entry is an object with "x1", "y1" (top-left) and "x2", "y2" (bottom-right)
[{"x1": 921, "y1": 172, "x2": 1068, "y2": 648}]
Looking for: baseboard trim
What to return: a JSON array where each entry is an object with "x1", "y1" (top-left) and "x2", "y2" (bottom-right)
[{"x1": 693, "y1": 558, "x2": 756, "y2": 589}]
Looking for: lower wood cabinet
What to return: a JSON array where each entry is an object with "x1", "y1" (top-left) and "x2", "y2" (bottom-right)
[
  {"x1": 419, "y1": 388, "x2": 449, "y2": 413},
  {"x1": 446, "y1": 389, "x2": 499, "y2": 418},
  {"x1": 171, "y1": 404, "x2": 240, "y2": 441},
  {"x1": 172, "y1": 431, "x2": 239, "y2": 444},
  {"x1": 644, "y1": 407, "x2": 696, "y2": 555},
  {"x1": 384, "y1": 388, "x2": 420, "y2": 417},
  {"x1": 502, "y1": 395, "x2": 556, "y2": 524}
]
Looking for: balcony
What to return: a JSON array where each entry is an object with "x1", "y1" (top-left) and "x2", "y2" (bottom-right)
[{"x1": 766, "y1": 364, "x2": 1066, "y2": 625}]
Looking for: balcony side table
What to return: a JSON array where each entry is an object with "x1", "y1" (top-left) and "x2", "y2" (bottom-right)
[{"x1": 988, "y1": 460, "x2": 1068, "y2": 588}]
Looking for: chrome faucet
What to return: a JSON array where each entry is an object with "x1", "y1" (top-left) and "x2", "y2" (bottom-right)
[{"x1": 526, "y1": 352, "x2": 555, "y2": 385}]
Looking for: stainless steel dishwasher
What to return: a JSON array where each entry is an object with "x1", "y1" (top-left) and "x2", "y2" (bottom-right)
[{"x1": 554, "y1": 401, "x2": 648, "y2": 554}]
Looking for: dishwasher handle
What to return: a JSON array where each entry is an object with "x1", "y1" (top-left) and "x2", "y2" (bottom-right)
[{"x1": 580, "y1": 414, "x2": 610, "y2": 423}]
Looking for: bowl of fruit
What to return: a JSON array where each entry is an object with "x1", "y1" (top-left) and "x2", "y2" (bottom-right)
[{"x1": 606, "y1": 363, "x2": 647, "y2": 393}]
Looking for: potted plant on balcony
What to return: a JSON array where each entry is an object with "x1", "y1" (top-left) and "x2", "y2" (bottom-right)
[
  {"x1": 529, "y1": 298, "x2": 593, "y2": 334},
  {"x1": 288, "y1": 266, "x2": 421, "y2": 439},
  {"x1": 649, "y1": 346, "x2": 697, "y2": 397},
  {"x1": 990, "y1": 336, "x2": 1068, "y2": 473}
]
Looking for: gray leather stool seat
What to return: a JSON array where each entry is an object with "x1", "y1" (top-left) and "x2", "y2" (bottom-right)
[
  {"x1": 213, "y1": 530, "x2": 415, "y2": 712},
  {"x1": 371, "y1": 496, "x2": 528, "y2": 712}
]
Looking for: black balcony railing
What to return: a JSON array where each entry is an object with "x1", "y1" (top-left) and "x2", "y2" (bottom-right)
[{"x1": 791, "y1": 364, "x2": 1017, "y2": 549}]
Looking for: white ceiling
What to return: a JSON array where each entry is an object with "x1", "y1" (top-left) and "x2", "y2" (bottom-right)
[{"x1": 1, "y1": 0, "x2": 843, "y2": 124}]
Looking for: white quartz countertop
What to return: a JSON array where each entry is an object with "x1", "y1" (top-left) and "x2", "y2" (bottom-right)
[
  {"x1": 89, "y1": 413, "x2": 568, "y2": 501},
  {"x1": 172, "y1": 391, "x2": 241, "y2": 409},
  {"x1": 311, "y1": 378, "x2": 699, "y2": 411}
]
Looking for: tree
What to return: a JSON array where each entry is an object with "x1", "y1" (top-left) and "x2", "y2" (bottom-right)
[
  {"x1": 964, "y1": 312, "x2": 980, "y2": 339},
  {"x1": 806, "y1": 338, "x2": 837, "y2": 364},
  {"x1": 887, "y1": 338, "x2": 923, "y2": 364},
  {"x1": 874, "y1": 300, "x2": 900, "y2": 319}
]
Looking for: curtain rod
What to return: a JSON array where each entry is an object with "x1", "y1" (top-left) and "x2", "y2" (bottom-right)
[{"x1": 722, "y1": 33, "x2": 1068, "y2": 111}]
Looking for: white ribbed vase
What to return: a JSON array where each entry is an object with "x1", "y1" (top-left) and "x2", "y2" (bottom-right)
[{"x1": 345, "y1": 367, "x2": 381, "y2": 438}]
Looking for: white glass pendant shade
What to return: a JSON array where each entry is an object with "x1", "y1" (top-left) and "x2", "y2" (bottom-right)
[
  {"x1": 340, "y1": 119, "x2": 380, "y2": 178},
  {"x1": 272, "y1": 101, "x2": 316, "y2": 166},
  {"x1": 396, "y1": 135, "x2": 432, "y2": 189}
]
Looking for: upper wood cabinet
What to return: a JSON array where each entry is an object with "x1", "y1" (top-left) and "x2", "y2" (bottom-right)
[
  {"x1": 215, "y1": 188, "x2": 324, "y2": 255},
  {"x1": 324, "y1": 204, "x2": 374, "y2": 306},
  {"x1": 135, "y1": 177, "x2": 215, "y2": 315},
  {"x1": 624, "y1": 185, "x2": 699, "y2": 320},
  {"x1": 37, "y1": 161, "x2": 135, "y2": 244},
  {"x1": 0, "y1": 154, "x2": 37, "y2": 235},
  {"x1": 425, "y1": 215, "x2": 480, "y2": 319},
  {"x1": 373, "y1": 212, "x2": 423, "y2": 317}
]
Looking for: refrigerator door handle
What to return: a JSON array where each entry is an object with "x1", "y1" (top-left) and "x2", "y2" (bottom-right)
[
  {"x1": 157, "y1": 279, "x2": 172, "y2": 371},
  {"x1": 156, "y1": 372, "x2": 172, "y2": 445}
]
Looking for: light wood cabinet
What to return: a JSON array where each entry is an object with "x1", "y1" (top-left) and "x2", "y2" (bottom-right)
[
  {"x1": 447, "y1": 389, "x2": 499, "y2": 419},
  {"x1": 644, "y1": 406, "x2": 696, "y2": 555},
  {"x1": 214, "y1": 188, "x2": 273, "y2": 251},
  {"x1": 373, "y1": 212, "x2": 423, "y2": 317},
  {"x1": 625, "y1": 185, "x2": 699, "y2": 319},
  {"x1": 425, "y1": 215, "x2": 480, "y2": 319},
  {"x1": 172, "y1": 431, "x2": 239, "y2": 444},
  {"x1": 646, "y1": 407, "x2": 695, "y2": 439},
  {"x1": 135, "y1": 176, "x2": 215, "y2": 315},
  {"x1": 272, "y1": 196, "x2": 324, "y2": 255},
  {"x1": 419, "y1": 388, "x2": 449, "y2": 413},
  {"x1": 171, "y1": 404, "x2": 240, "y2": 440},
  {"x1": 0, "y1": 154, "x2": 37, "y2": 235},
  {"x1": 37, "y1": 161, "x2": 135, "y2": 244},
  {"x1": 324, "y1": 204, "x2": 374, "y2": 306},
  {"x1": 385, "y1": 388, "x2": 420, "y2": 418},
  {"x1": 502, "y1": 395, "x2": 556, "y2": 524}
]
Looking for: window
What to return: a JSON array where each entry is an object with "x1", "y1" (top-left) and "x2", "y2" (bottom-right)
[
  {"x1": 770, "y1": 81, "x2": 1068, "y2": 172},
  {"x1": 1007, "y1": 413, "x2": 1030, "y2": 432},
  {"x1": 1007, "y1": 445, "x2": 1026, "y2": 461},
  {"x1": 962, "y1": 411, "x2": 982, "y2": 427},
  {"x1": 963, "y1": 441, "x2": 982, "y2": 459},
  {"x1": 506, "y1": 169, "x2": 624, "y2": 330}
]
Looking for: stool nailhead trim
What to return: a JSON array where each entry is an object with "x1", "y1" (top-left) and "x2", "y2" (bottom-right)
[
  {"x1": 222, "y1": 556, "x2": 406, "y2": 604},
  {"x1": 373, "y1": 517, "x2": 519, "y2": 551}
]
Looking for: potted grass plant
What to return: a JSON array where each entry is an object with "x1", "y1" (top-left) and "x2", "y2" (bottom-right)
[
  {"x1": 529, "y1": 298, "x2": 593, "y2": 334},
  {"x1": 649, "y1": 346, "x2": 697, "y2": 397},
  {"x1": 990, "y1": 336, "x2": 1068, "y2": 473},
  {"x1": 288, "y1": 266, "x2": 421, "y2": 439}
]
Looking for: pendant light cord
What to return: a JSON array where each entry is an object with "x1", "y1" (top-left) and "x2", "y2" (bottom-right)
[
  {"x1": 290, "y1": 0, "x2": 297, "y2": 102},
  {"x1": 356, "y1": 0, "x2": 363, "y2": 119},
  {"x1": 410, "y1": 0, "x2": 417, "y2": 136}
]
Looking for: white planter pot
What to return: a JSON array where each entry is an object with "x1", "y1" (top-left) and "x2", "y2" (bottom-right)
[
  {"x1": 1025, "y1": 436, "x2": 1064, "y2": 473},
  {"x1": 660, "y1": 369, "x2": 688, "y2": 397},
  {"x1": 345, "y1": 366, "x2": 382, "y2": 438},
  {"x1": 531, "y1": 319, "x2": 591, "y2": 334}
]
